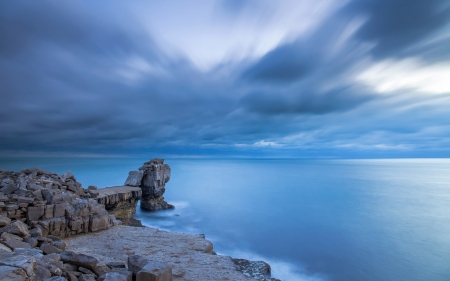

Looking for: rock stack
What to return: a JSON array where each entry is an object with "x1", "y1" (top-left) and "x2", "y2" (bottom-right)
[
  {"x1": 124, "y1": 159, "x2": 174, "y2": 211},
  {"x1": 0, "y1": 167, "x2": 120, "y2": 238}
]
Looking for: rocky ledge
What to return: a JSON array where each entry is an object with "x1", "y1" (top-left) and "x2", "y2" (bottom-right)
[{"x1": 0, "y1": 159, "x2": 280, "y2": 281}]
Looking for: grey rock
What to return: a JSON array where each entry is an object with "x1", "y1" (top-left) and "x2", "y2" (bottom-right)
[
  {"x1": 88, "y1": 214, "x2": 109, "y2": 232},
  {"x1": 1, "y1": 232, "x2": 23, "y2": 241},
  {"x1": 30, "y1": 227, "x2": 43, "y2": 237},
  {"x1": 0, "y1": 216, "x2": 11, "y2": 226},
  {"x1": 60, "y1": 251, "x2": 98, "y2": 270},
  {"x1": 60, "y1": 171, "x2": 75, "y2": 181},
  {"x1": 24, "y1": 237, "x2": 38, "y2": 247},
  {"x1": 93, "y1": 264, "x2": 110, "y2": 277},
  {"x1": 106, "y1": 262, "x2": 126, "y2": 269},
  {"x1": 35, "y1": 265, "x2": 52, "y2": 281},
  {"x1": 0, "y1": 243, "x2": 12, "y2": 252},
  {"x1": 13, "y1": 248, "x2": 43, "y2": 258},
  {"x1": 27, "y1": 206, "x2": 45, "y2": 221},
  {"x1": 127, "y1": 255, "x2": 149, "y2": 274},
  {"x1": 40, "y1": 243, "x2": 63, "y2": 254},
  {"x1": 2, "y1": 220, "x2": 29, "y2": 237},
  {"x1": 0, "y1": 265, "x2": 27, "y2": 281},
  {"x1": 0, "y1": 251, "x2": 36, "y2": 277},
  {"x1": 1, "y1": 239, "x2": 32, "y2": 250},
  {"x1": 0, "y1": 183, "x2": 19, "y2": 195},
  {"x1": 87, "y1": 186, "x2": 97, "y2": 191},
  {"x1": 136, "y1": 261, "x2": 172, "y2": 281},
  {"x1": 63, "y1": 263, "x2": 78, "y2": 272},
  {"x1": 232, "y1": 258, "x2": 274, "y2": 280},
  {"x1": 124, "y1": 171, "x2": 144, "y2": 187},
  {"x1": 78, "y1": 267, "x2": 95, "y2": 275},
  {"x1": 65, "y1": 272, "x2": 79, "y2": 281},
  {"x1": 53, "y1": 241, "x2": 67, "y2": 251}
]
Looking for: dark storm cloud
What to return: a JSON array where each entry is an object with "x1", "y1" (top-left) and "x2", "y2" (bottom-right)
[
  {"x1": 1, "y1": 0, "x2": 450, "y2": 157},
  {"x1": 344, "y1": 0, "x2": 450, "y2": 58},
  {"x1": 241, "y1": 43, "x2": 317, "y2": 83},
  {"x1": 240, "y1": 87, "x2": 372, "y2": 115}
]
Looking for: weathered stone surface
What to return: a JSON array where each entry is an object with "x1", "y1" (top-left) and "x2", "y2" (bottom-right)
[
  {"x1": 60, "y1": 251, "x2": 98, "y2": 270},
  {"x1": 0, "y1": 183, "x2": 19, "y2": 194},
  {"x1": 1, "y1": 239, "x2": 32, "y2": 250},
  {"x1": 24, "y1": 237, "x2": 38, "y2": 247},
  {"x1": 87, "y1": 186, "x2": 97, "y2": 191},
  {"x1": 35, "y1": 265, "x2": 52, "y2": 281},
  {"x1": 136, "y1": 261, "x2": 172, "y2": 281},
  {"x1": 89, "y1": 214, "x2": 109, "y2": 232},
  {"x1": 140, "y1": 196, "x2": 174, "y2": 212},
  {"x1": 124, "y1": 171, "x2": 144, "y2": 187},
  {"x1": 93, "y1": 264, "x2": 110, "y2": 277},
  {"x1": 30, "y1": 227, "x2": 43, "y2": 237},
  {"x1": 0, "y1": 216, "x2": 11, "y2": 226},
  {"x1": 0, "y1": 265, "x2": 27, "y2": 281},
  {"x1": 0, "y1": 251, "x2": 36, "y2": 277},
  {"x1": 99, "y1": 270, "x2": 132, "y2": 281},
  {"x1": 0, "y1": 243, "x2": 12, "y2": 252},
  {"x1": 12, "y1": 248, "x2": 43, "y2": 258},
  {"x1": 1, "y1": 232, "x2": 23, "y2": 241},
  {"x1": 232, "y1": 258, "x2": 275, "y2": 281},
  {"x1": 127, "y1": 255, "x2": 149, "y2": 274},
  {"x1": 40, "y1": 243, "x2": 62, "y2": 254},
  {"x1": 2, "y1": 220, "x2": 29, "y2": 237},
  {"x1": 27, "y1": 206, "x2": 45, "y2": 221}
]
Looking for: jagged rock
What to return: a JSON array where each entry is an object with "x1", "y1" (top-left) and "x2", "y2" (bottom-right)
[
  {"x1": 136, "y1": 261, "x2": 172, "y2": 281},
  {"x1": 60, "y1": 251, "x2": 98, "y2": 270},
  {"x1": 0, "y1": 243, "x2": 12, "y2": 252},
  {"x1": 0, "y1": 265, "x2": 27, "y2": 280},
  {"x1": 12, "y1": 248, "x2": 44, "y2": 258},
  {"x1": 1, "y1": 232, "x2": 23, "y2": 241},
  {"x1": 232, "y1": 258, "x2": 278, "y2": 281},
  {"x1": 24, "y1": 237, "x2": 38, "y2": 247},
  {"x1": 93, "y1": 264, "x2": 110, "y2": 277},
  {"x1": 40, "y1": 243, "x2": 62, "y2": 254},
  {"x1": 0, "y1": 183, "x2": 19, "y2": 194},
  {"x1": 0, "y1": 251, "x2": 37, "y2": 278},
  {"x1": 0, "y1": 216, "x2": 11, "y2": 226},
  {"x1": 127, "y1": 255, "x2": 149, "y2": 274},
  {"x1": 87, "y1": 186, "x2": 97, "y2": 191},
  {"x1": 30, "y1": 227, "x2": 43, "y2": 237},
  {"x1": 63, "y1": 263, "x2": 78, "y2": 272},
  {"x1": 35, "y1": 265, "x2": 52, "y2": 281},
  {"x1": 27, "y1": 206, "x2": 45, "y2": 221},
  {"x1": 140, "y1": 197, "x2": 174, "y2": 212},
  {"x1": 2, "y1": 220, "x2": 29, "y2": 237},
  {"x1": 124, "y1": 171, "x2": 143, "y2": 187},
  {"x1": 1, "y1": 239, "x2": 32, "y2": 250}
]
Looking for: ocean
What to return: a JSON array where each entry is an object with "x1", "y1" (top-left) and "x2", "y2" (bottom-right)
[{"x1": 1, "y1": 158, "x2": 449, "y2": 281}]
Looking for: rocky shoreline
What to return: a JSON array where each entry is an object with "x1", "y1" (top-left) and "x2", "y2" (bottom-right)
[{"x1": 0, "y1": 159, "x2": 280, "y2": 281}]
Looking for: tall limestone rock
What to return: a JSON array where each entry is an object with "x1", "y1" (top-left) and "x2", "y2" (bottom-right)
[{"x1": 124, "y1": 159, "x2": 174, "y2": 211}]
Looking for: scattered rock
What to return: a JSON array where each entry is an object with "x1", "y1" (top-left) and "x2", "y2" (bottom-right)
[
  {"x1": 136, "y1": 260, "x2": 172, "y2": 281},
  {"x1": 0, "y1": 243, "x2": 12, "y2": 252},
  {"x1": 0, "y1": 216, "x2": 11, "y2": 226},
  {"x1": 60, "y1": 251, "x2": 98, "y2": 271},
  {"x1": 98, "y1": 270, "x2": 132, "y2": 281},
  {"x1": 1, "y1": 239, "x2": 32, "y2": 250},
  {"x1": 2, "y1": 220, "x2": 29, "y2": 237}
]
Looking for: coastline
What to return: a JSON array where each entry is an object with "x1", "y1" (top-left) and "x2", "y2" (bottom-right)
[{"x1": 0, "y1": 162, "x2": 280, "y2": 280}]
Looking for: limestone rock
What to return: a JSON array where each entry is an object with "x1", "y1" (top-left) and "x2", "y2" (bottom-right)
[
  {"x1": 1, "y1": 239, "x2": 32, "y2": 250},
  {"x1": 2, "y1": 220, "x2": 29, "y2": 237},
  {"x1": 127, "y1": 255, "x2": 149, "y2": 274},
  {"x1": 60, "y1": 251, "x2": 98, "y2": 270},
  {"x1": 0, "y1": 216, "x2": 11, "y2": 226},
  {"x1": 136, "y1": 261, "x2": 172, "y2": 281},
  {"x1": 1, "y1": 232, "x2": 23, "y2": 241},
  {"x1": 35, "y1": 265, "x2": 52, "y2": 281},
  {"x1": 0, "y1": 265, "x2": 27, "y2": 281},
  {"x1": 46, "y1": 277, "x2": 67, "y2": 281},
  {"x1": 124, "y1": 171, "x2": 143, "y2": 187},
  {"x1": 0, "y1": 243, "x2": 12, "y2": 252}
]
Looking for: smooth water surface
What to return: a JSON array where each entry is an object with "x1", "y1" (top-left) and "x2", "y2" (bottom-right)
[{"x1": 1, "y1": 158, "x2": 449, "y2": 281}]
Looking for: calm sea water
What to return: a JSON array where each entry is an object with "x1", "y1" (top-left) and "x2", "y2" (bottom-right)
[{"x1": 1, "y1": 158, "x2": 449, "y2": 281}]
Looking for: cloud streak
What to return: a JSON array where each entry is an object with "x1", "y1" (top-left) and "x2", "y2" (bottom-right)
[{"x1": 1, "y1": 0, "x2": 450, "y2": 157}]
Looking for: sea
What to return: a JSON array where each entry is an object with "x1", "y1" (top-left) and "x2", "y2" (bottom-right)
[{"x1": 1, "y1": 157, "x2": 449, "y2": 281}]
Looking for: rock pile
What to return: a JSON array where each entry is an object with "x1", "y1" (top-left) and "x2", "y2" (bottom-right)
[
  {"x1": 124, "y1": 159, "x2": 174, "y2": 211},
  {"x1": 0, "y1": 167, "x2": 120, "y2": 238}
]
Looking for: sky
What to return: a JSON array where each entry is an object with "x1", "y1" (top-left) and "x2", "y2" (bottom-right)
[{"x1": 1, "y1": 0, "x2": 450, "y2": 158}]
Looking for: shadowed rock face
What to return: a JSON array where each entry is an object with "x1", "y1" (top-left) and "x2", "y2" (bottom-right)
[{"x1": 124, "y1": 159, "x2": 174, "y2": 212}]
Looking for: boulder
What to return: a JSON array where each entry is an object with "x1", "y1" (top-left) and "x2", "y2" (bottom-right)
[
  {"x1": 124, "y1": 171, "x2": 143, "y2": 187},
  {"x1": 0, "y1": 243, "x2": 12, "y2": 252},
  {"x1": 1, "y1": 232, "x2": 23, "y2": 241},
  {"x1": 0, "y1": 216, "x2": 11, "y2": 226},
  {"x1": 0, "y1": 183, "x2": 19, "y2": 195},
  {"x1": 40, "y1": 243, "x2": 62, "y2": 254},
  {"x1": 127, "y1": 255, "x2": 149, "y2": 274},
  {"x1": 0, "y1": 251, "x2": 36, "y2": 277},
  {"x1": 46, "y1": 277, "x2": 67, "y2": 281},
  {"x1": 35, "y1": 265, "x2": 52, "y2": 281},
  {"x1": 1, "y1": 239, "x2": 32, "y2": 250},
  {"x1": 0, "y1": 265, "x2": 27, "y2": 281},
  {"x1": 136, "y1": 261, "x2": 172, "y2": 281},
  {"x1": 2, "y1": 220, "x2": 29, "y2": 237},
  {"x1": 60, "y1": 251, "x2": 98, "y2": 270}
]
